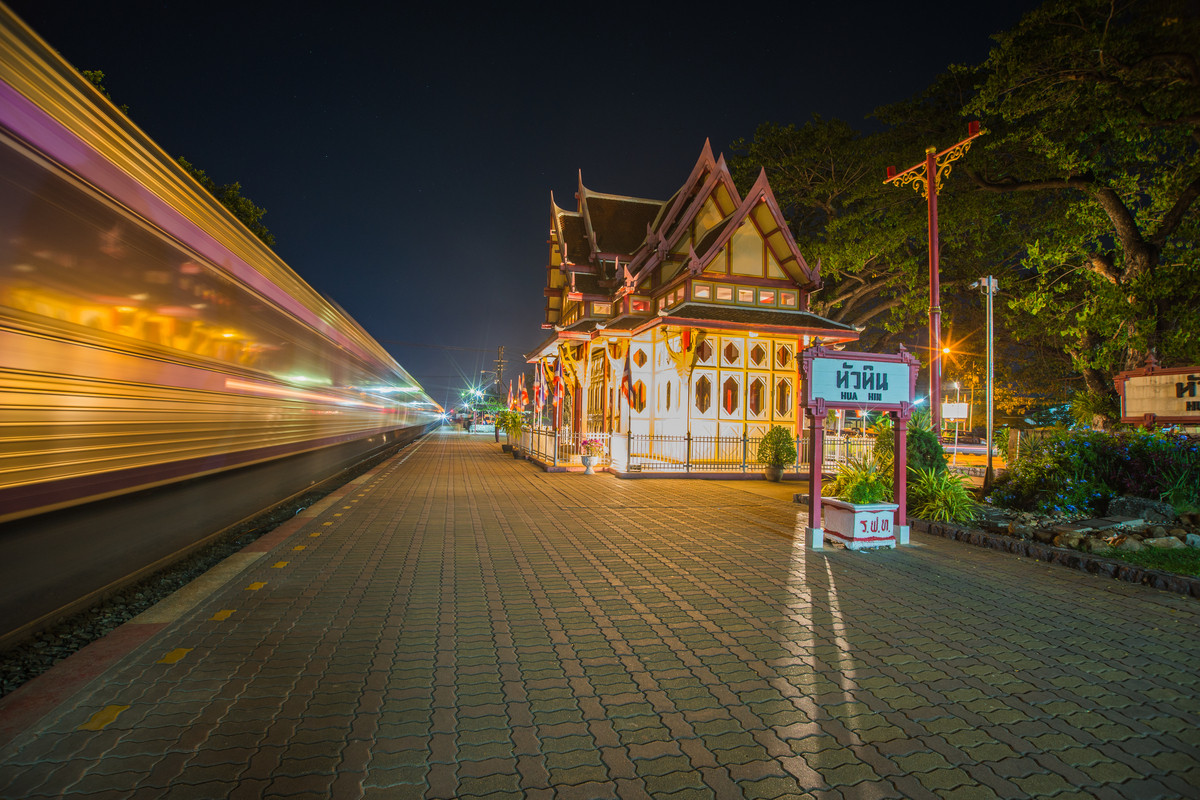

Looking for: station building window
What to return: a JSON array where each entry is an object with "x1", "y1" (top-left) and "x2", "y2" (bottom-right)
[
  {"x1": 749, "y1": 378, "x2": 765, "y2": 416},
  {"x1": 775, "y1": 379, "x2": 792, "y2": 417},
  {"x1": 723, "y1": 341, "x2": 740, "y2": 365},
  {"x1": 631, "y1": 381, "x2": 646, "y2": 413},
  {"x1": 695, "y1": 375, "x2": 712, "y2": 413},
  {"x1": 723, "y1": 377, "x2": 739, "y2": 415}
]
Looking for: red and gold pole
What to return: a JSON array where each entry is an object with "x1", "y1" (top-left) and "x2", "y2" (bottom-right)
[{"x1": 885, "y1": 122, "x2": 983, "y2": 435}]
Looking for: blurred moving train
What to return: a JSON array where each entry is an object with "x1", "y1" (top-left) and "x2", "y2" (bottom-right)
[{"x1": 0, "y1": 7, "x2": 442, "y2": 645}]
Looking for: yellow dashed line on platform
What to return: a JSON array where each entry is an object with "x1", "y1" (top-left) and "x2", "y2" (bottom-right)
[
  {"x1": 246, "y1": 582, "x2": 266, "y2": 591},
  {"x1": 342, "y1": 505, "x2": 351, "y2": 509},
  {"x1": 310, "y1": 532, "x2": 321, "y2": 538},
  {"x1": 211, "y1": 610, "x2": 235, "y2": 621},
  {"x1": 333, "y1": 513, "x2": 342, "y2": 517},
  {"x1": 322, "y1": 522, "x2": 332, "y2": 526},
  {"x1": 78, "y1": 705, "x2": 129, "y2": 731},
  {"x1": 293, "y1": 545, "x2": 306, "y2": 551},
  {"x1": 157, "y1": 648, "x2": 192, "y2": 664},
  {"x1": 272, "y1": 561, "x2": 288, "y2": 568}
]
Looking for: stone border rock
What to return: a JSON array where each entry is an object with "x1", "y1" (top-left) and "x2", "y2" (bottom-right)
[{"x1": 913, "y1": 519, "x2": 1200, "y2": 599}]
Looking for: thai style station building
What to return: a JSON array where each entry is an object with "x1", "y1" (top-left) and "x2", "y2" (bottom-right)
[{"x1": 528, "y1": 141, "x2": 859, "y2": 472}]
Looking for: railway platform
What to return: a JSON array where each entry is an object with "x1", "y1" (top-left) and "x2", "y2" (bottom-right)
[{"x1": 1, "y1": 427, "x2": 1198, "y2": 799}]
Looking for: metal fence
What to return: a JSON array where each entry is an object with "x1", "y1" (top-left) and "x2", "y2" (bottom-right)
[
  {"x1": 522, "y1": 427, "x2": 872, "y2": 473},
  {"x1": 521, "y1": 427, "x2": 611, "y2": 468}
]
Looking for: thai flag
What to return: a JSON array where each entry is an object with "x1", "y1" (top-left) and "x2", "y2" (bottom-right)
[
  {"x1": 554, "y1": 359, "x2": 563, "y2": 407},
  {"x1": 620, "y1": 351, "x2": 632, "y2": 403},
  {"x1": 519, "y1": 373, "x2": 529, "y2": 407},
  {"x1": 507, "y1": 379, "x2": 514, "y2": 409},
  {"x1": 534, "y1": 362, "x2": 545, "y2": 413}
]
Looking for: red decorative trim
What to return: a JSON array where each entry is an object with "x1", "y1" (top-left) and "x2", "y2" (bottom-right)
[{"x1": 823, "y1": 530, "x2": 896, "y2": 544}]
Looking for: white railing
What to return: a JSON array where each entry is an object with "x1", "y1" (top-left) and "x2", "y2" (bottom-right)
[
  {"x1": 521, "y1": 427, "x2": 611, "y2": 468},
  {"x1": 522, "y1": 427, "x2": 873, "y2": 474}
]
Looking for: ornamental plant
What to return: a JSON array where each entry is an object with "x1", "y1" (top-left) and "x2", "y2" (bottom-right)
[
  {"x1": 497, "y1": 409, "x2": 524, "y2": 442},
  {"x1": 757, "y1": 425, "x2": 798, "y2": 468},
  {"x1": 828, "y1": 454, "x2": 891, "y2": 504},
  {"x1": 581, "y1": 438, "x2": 604, "y2": 457},
  {"x1": 871, "y1": 410, "x2": 948, "y2": 476},
  {"x1": 988, "y1": 427, "x2": 1200, "y2": 517},
  {"x1": 909, "y1": 468, "x2": 978, "y2": 523}
]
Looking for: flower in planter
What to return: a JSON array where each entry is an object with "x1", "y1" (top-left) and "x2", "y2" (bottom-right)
[{"x1": 581, "y1": 438, "x2": 604, "y2": 456}]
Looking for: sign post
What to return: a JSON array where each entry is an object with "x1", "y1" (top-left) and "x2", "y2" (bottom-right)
[
  {"x1": 800, "y1": 345, "x2": 921, "y2": 550},
  {"x1": 1116, "y1": 356, "x2": 1200, "y2": 428}
]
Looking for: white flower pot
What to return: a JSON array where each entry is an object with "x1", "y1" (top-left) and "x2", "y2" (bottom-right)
[{"x1": 821, "y1": 498, "x2": 899, "y2": 550}]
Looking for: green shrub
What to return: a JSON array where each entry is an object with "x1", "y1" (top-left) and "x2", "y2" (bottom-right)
[
  {"x1": 496, "y1": 409, "x2": 524, "y2": 440},
  {"x1": 871, "y1": 411, "x2": 947, "y2": 475},
  {"x1": 828, "y1": 454, "x2": 892, "y2": 504},
  {"x1": 988, "y1": 427, "x2": 1200, "y2": 516},
  {"x1": 909, "y1": 468, "x2": 978, "y2": 523},
  {"x1": 757, "y1": 425, "x2": 798, "y2": 468}
]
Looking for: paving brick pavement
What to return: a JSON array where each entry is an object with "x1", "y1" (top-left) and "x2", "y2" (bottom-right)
[{"x1": 1, "y1": 428, "x2": 1198, "y2": 799}]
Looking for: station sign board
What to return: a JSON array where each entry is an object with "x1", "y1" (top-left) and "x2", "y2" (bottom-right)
[
  {"x1": 1117, "y1": 363, "x2": 1200, "y2": 426},
  {"x1": 801, "y1": 347, "x2": 919, "y2": 411},
  {"x1": 942, "y1": 402, "x2": 969, "y2": 421}
]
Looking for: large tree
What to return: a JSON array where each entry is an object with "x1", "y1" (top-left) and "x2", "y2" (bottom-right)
[
  {"x1": 731, "y1": 90, "x2": 1076, "y2": 413},
  {"x1": 965, "y1": 0, "x2": 1200, "y2": 393}
]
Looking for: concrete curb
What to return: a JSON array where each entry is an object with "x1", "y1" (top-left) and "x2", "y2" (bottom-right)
[{"x1": 913, "y1": 519, "x2": 1200, "y2": 598}]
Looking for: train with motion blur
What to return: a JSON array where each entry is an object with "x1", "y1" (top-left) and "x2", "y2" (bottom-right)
[{"x1": 0, "y1": 6, "x2": 442, "y2": 645}]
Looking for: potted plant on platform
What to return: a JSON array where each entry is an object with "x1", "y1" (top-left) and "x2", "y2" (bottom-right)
[
  {"x1": 580, "y1": 438, "x2": 603, "y2": 474},
  {"x1": 500, "y1": 410, "x2": 525, "y2": 457},
  {"x1": 757, "y1": 425, "x2": 797, "y2": 482},
  {"x1": 823, "y1": 455, "x2": 899, "y2": 550}
]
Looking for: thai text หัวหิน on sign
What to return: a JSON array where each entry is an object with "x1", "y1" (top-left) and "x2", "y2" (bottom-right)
[{"x1": 806, "y1": 357, "x2": 913, "y2": 407}]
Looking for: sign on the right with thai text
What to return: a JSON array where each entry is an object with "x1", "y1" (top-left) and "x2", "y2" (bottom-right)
[{"x1": 1117, "y1": 365, "x2": 1200, "y2": 425}]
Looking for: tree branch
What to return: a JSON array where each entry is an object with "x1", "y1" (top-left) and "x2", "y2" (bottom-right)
[
  {"x1": 849, "y1": 298, "x2": 905, "y2": 329},
  {"x1": 965, "y1": 169, "x2": 1093, "y2": 193},
  {"x1": 1087, "y1": 252, "x2": 1121, "y2": 285},
  {"x1": 1152, "y1": 173, "x2": 1200, "y2": 246}
]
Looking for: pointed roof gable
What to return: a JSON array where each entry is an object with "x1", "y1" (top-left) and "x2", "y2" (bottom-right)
[
  {"x1": 628, "y1": 146, "x2": 743, "y2": 286},
  {"x1": 691, "y1": 168, "x2": 821, "y2": 291}
]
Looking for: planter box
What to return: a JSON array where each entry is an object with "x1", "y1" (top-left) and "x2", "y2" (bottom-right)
[{"x1": 822, "y1": 498, "x2": 899, "y2": 550}]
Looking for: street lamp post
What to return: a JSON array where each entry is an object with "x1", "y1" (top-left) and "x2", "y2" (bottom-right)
[
  {"x1": 971, "y1": 276, "x2": 999, "y2": 488},
  {"x1": 885, "y1": 122, "x2": 985, "y2": 436}
]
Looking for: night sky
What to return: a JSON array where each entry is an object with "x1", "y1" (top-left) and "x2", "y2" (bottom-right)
[{"x1": 6, "y1": 1, "x2": 1041, "y2": 408}]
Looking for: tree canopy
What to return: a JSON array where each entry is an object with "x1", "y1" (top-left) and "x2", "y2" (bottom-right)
[{"x1": 730, "y1": 0, "x2": 1200, "y2": 420}]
